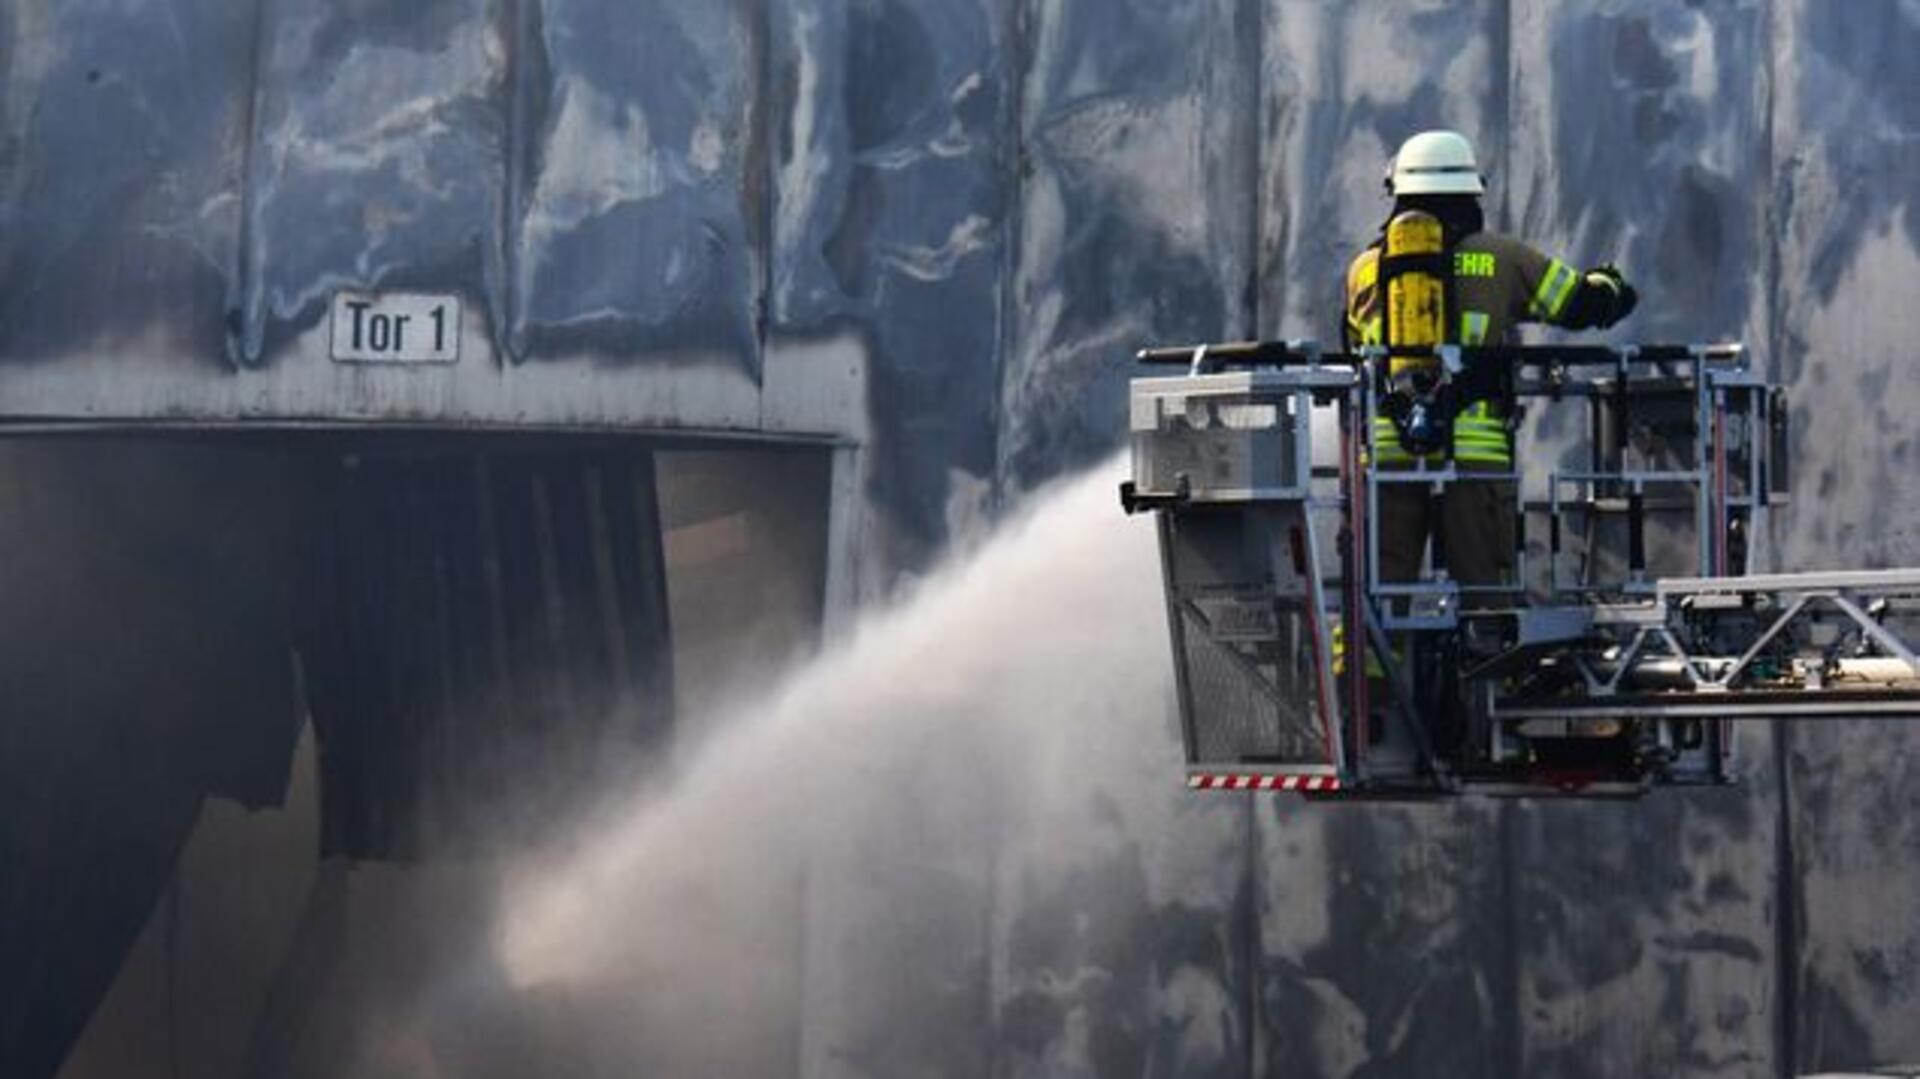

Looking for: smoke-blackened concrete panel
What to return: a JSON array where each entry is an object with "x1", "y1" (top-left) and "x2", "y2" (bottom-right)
[
  {"x1": 1780, "y1": 720, "x2": 1920, "y2": 1070},
  {"x1": 1258, "y1": 0, "x2": 1506, "y2": 335},
  {"x1": 1253, "y1": 801, "x2": 1512, "y2": 1077},
  {"x1": 1249, "y1": 9, "x2": 1510, "y2": 1075},
  {"x1": 991, "y1": 812, "x2": 1253, "y2": 1079},
  {"x1": 1771, "y1": 2, "x2": 1920, "y2": 1068},
  {"x1": 1506, "y1": 1, "x2": 1769, "y2": 344},
  {"x1": 241, "y1": 0, "x2": 507, "y2": 364},
  {"x1": 998, "y1": 0, "x2": 1259, "y2": 494},
  {"x1": 0, "y1": 0, "x2": 251, "y2": 367},
  {"x1": 510, "y1": 0, "x2": 761, "y2": 367},
  {"x1": 987, "y1": 11, "x2": 1261, "y2": 1065},
  {"x1": 769, "y1": 0, "x2": 1013, "y2": 569},
  {"x1": 1509, "y1": 785, "x2": 1779, "y2": 1077},
  {"x1": 1500, "y1": 10, "x2": 1783, "y2": 1073},
  {"x1": 989, "y1": 718, "x2": 1252, "y2": 1076},
  {"x1": 1772, "y1": 0, "x2": 1920, "y2": 384}
]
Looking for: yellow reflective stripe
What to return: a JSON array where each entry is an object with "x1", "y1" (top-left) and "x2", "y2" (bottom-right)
[
  {"x1": 1372, "y1": 447, "x2": 1510, "y2": 464},
  {"x1": 1455, "y1": 413, "x2": 1512, "y2": 462},
  {"x1": 1370, "y1": 418, "x2": 1409, "y2": 445},
  {"x1": 1331, "y1": 619, "x2": 1389, "y2": 679},
  {"x1": 1462, "y1": 310, "x2": 1490, "y2": 345},
  {"x1": 1371, "y1": 448, "x2": 1509, "y2": 464},
  {"x1": 1458, "y1": 401, "x2": 1510, "y2": 461},
  {"x1": 1368, "y1": 418, "x2": 1439, "y2": 464},
  {"x1": 1549, "y1": 267, "x2": 1579, "y2": 318},
  {"x1": 1529, "y1": 259, "x2": 1578, "y2": 321},
  {"x1": 1530, "y1": 259, "x2": 1578, "y2": 319},
  {"x1": 1369, "y1": 417, "x2": 1510, "y2": 463}
]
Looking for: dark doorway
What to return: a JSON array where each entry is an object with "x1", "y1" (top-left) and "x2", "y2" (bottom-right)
[{"x1": 0, "y1": 429, "x2": 838, "y2": 1079}]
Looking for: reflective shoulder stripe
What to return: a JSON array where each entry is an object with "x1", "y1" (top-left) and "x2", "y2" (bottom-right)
[{"x1": 1529, "y1": 259, "x2": 1579, "y2": 321}]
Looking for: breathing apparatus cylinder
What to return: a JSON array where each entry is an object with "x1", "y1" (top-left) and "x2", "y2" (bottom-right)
[{"x1": 1379, "y1": 210, "x2": 1456, "y2": 458}]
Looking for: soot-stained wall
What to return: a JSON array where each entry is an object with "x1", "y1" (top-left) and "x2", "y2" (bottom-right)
[{"x1": 5, "y1": 2, "x2": 1920, "y2": 1076}]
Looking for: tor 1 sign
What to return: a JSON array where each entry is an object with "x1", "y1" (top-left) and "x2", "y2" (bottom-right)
[{"x1": 330, "y1": 291, "x2": 461, "y2": 364}]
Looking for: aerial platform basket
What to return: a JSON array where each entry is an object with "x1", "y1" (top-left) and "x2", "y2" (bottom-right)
[
  {"x1": 1123, "y1": 359, "x2": 1351, "y2": 791},
  {"x1": 1124, "y1": 340, "x2": 1920, "y2": 799}
]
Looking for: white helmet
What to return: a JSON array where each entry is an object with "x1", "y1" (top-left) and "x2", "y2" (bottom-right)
[{"x1": 1386, "y1": 130, "x2": 1485, "y2": 197}]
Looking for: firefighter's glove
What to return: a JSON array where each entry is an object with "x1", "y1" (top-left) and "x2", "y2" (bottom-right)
[{"x1": 1582, "y1": 264, "x2": 1638, "y2": 327}]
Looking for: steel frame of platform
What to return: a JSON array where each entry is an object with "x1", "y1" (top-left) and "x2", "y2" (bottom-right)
[{"x1": 1128, "y1": 340, "x2": 1920, "y2": 796}]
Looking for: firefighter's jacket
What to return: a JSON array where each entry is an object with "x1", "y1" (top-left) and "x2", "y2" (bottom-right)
[{"x1": 1344, "y1": 233, "x2": 1583, "y2": 466}]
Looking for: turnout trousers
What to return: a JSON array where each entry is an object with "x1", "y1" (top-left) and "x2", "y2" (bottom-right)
[{"x1": 1375, "y1": 461, "x2": 1515, "y2": 598}]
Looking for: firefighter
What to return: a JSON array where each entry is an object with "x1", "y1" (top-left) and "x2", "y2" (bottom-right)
[{"x1": 1343, "y1": 129, "x2": 1639, "y2": 597}]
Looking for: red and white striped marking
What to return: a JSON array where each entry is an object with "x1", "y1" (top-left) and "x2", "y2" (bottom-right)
[{"x1": 1187, "y1": 773, "x2": 1342, "y2": 793}]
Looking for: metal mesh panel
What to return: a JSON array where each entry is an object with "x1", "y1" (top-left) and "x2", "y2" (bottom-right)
[
  {"x1": 1167, "y1": 587, "x2": 1336, "y2": 764},
  {"x1": 1178, "y1": 601, "x2": 1330, "y2": 765},
  {"x1": 1162, "y1": 501, "x2": 1337, "y2": 769}
]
